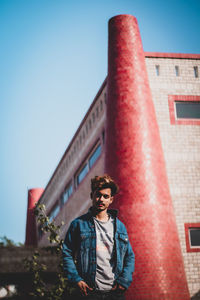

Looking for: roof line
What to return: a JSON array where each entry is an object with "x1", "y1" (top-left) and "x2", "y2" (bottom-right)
[
  {"x1": 39, "y1": 78, "x2": 107, "y2": 202},
  {"x1": 144, "y1": 52, "x2": 200, "y2": 59}
]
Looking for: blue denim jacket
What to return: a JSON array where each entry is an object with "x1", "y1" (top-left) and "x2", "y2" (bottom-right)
[{"x1": 62, "y1": 208, "x2": 135, "y2": 289}]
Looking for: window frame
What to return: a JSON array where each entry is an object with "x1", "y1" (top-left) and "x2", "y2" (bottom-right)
[
  {"x1": 61, "y1": 182, "x2": 73, "y2": 206},
  {"x1": 155, "y1": 65, "x2": 160, "y2": 76},
  {"x1": 75, "y1": 141, "x2": 102, "y2": 188},
  {"x1": 48, "y1": 202, "x2": 60, "y2": 222},
  {"x1": 89, "y1": 144, "x2": 102, "y2": 169},
  {"x1": 185, "y1": 223, "x2": 200, "y2": 252},
  {"x1": 194, "y1": 66, "x2": 199, "y2": 78},
  {"x1": 168, "y1": 95, "x2": 200, "y2": 125},
  {"x1": 175, "y1": 65, "x2": 180, "y2": 77}
]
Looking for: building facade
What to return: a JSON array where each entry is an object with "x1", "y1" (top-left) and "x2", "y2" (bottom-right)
[{"x1": 26, "y1": 15, "x2": 200, "y2": 299}]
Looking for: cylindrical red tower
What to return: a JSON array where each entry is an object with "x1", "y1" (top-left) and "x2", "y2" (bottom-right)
[
  {"x1": 25, "y1": 188, "x2": 44, "y2": 246},
  {"x1": 105, "y1": 15, "x2": 190, "y2": 299}
]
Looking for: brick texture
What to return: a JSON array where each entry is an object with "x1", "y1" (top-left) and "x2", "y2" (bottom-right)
[{"x1": 105, "y1": 14, "x2": 190, "y2": 300}]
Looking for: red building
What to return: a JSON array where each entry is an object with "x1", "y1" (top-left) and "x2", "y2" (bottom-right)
[{"x1": 25, "y1": 15, "x2": 200, "y2": 299}]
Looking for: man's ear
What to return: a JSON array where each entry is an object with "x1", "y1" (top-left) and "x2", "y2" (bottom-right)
[{"x1": 110, "y1": 196, "x2": 114, "y2": 204}]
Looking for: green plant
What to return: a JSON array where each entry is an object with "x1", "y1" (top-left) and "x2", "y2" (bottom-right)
[
  {"x1": 0, "y1": 236, "x2": 23, "y2": 247},
  {"x1": 24, "y1": 203, "x2": 71, "y2": 299}
]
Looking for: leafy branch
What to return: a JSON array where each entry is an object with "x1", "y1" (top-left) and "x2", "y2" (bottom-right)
[{"x1": 23, "y1": 203, "x2": 70, "y2": 300}]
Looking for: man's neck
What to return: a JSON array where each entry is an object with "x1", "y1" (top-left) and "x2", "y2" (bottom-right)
[{"x1": 92, "y1": 208, "x2": 109, "y2": 222}]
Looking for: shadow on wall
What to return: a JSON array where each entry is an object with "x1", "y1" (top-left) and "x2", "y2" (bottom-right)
[{"x1": 191, "y1": 290, "x2": 200, "y2": 300}]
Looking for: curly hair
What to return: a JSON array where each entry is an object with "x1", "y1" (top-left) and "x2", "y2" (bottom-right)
[{"x1": 91, "y1": 174, "x2": 119, "y2": 196}]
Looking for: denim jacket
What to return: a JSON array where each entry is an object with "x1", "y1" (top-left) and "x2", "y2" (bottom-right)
[{"x1": 62, "y1": 208, "x2": 135, "y2": 289}]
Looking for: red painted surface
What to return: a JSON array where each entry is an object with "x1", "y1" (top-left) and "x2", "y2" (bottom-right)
[
  {"x1": 25, "y1": 188, "x2": 44, "y2": 246},
  {"x1": 168, "y1": 95, "x2": 200, "y2": 125},
  {"x1": 145, "y1": 52, "x2": 200, "y2": 59},
  {"x1": 185, "y1": 223, "x2": 200, "y2": 253},
  {"x1": 105, "y1": 14, "x2": 190, "y2": 299}
]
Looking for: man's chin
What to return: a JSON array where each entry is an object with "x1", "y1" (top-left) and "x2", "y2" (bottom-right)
[{"x1": 95, "y1": 205, "x2": 105, "y2": 211}]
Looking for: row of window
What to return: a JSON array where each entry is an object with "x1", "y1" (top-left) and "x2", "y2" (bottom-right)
[
  {"x1": 155, "y1": 65, "x2": 199, "y2": 78},
  {"x1": 47, "y1": 142, "x2": 102, "y2": 225},
  {"x1": 65, "y1": 93, "x2": 106, "y2": 169}
]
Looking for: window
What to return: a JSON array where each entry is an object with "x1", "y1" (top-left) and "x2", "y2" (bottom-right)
[
  {"x1": 175, "y1": 66, "x2": 179, "y2": 76},
  {"x1": 49, "y1": 203, "x2": 60, "y2": 222},
  {"x1": 100, "y1": 100, "x2": 103, "y2": 111},
  {"x1": 102, "y1": 130, "x2": 105, "y2": 144},
  {"x1": 185, "y1": 223, "x2": 200, "y2": 252},
  {"x1": 96, "y1": 106, "x2": 99, "y2": 118},
  {"x1": 89, "y1": 144, "x2": 101, "y2": 168},
  {"x1": 175, "y1": 101, "x2": 200, "y2": 119},
  {"x1": 168, "y1": 95, "x2": 200, "y2": 125},
  {"x1": 77, "y1": 164, "x2": 89, "y2": 185},
  {"x1": 92, "y1": 112, "x2": 95, "y2": 123},
  {"x1": 155, "y1": 65, "x2": 160, "y2": 76},
  {"x1": 61, "y1": 183, "x2": 73, "y2": 206},
  {"x1": 194, "y1": 66, "x2": 199, "y2": 78},
  {"x1": 38, "y1": 225, "x2": 43, "y2": 239},
  {"x1": 190, "y1": 228, "x2": 200, "y2": 247},
  {"x1": 76, "y1": 142, "x2": 102, "y2": 186}
]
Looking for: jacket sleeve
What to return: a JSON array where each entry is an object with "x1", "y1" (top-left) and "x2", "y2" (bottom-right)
[
  {"x1": 116, "y1": 229, "x2": 135, "y2": 289},
  {"x1": 62, "y1": 221, "x2": 83, "y2": 284}
]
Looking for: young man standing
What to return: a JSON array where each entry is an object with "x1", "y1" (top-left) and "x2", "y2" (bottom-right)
[{"x1": 62, "y1": 175, "x2": 135, "y2": 299}]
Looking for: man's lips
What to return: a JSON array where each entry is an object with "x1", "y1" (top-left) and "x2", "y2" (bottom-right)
[{"x1": 97, "y1": 203, "x2": 104, "y2": 207}]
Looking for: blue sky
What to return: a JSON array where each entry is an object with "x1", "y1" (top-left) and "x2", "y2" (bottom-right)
[{"x1": 0, "y1": 0, "x2": 200, "y2": 244}]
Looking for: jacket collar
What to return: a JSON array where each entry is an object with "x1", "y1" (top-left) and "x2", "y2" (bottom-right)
[{"x1": 88, "y1": 206, "x2": 118, "y2": 218}]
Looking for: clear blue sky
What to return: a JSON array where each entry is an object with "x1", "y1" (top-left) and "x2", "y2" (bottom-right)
[{"x1": 0, "y1": 0, "x2": 200, "y2": 244}]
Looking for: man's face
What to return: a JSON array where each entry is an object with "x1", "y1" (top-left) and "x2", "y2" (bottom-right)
[{"x1": 92, "y1": 188, "x2": 113, "y2": 211}]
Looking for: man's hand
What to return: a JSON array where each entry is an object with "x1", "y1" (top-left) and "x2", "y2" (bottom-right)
[
  {"x1": 77, "y1": 280, "x2": 93, "y2": 296},
  {"x1": 112, "y1": 283, "x2": 126, "y2": 291}
]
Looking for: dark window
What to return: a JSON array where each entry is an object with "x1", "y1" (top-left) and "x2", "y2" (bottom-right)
[
  {"x1": 89, "y1": 144, "x2": 101, "y2": 168},
  {"x1": 175, "y1": 66, "x2": 179, "y2": 76},
  {"x1": 92, "y1": 112, "x2": 95, "y2": 123},
  {"x1": 175, "y1": 101, "x2": 200, "y2": 119},
  {"x1": 77, "y1": 164, "x2": 89, "y2": 185},
  {"x1": 189, "y1": 228, "x2": 200, "y2": 247},
  {"x1": 194, "y1": 66, "x2": 199, "y2": 78},
  {"x1": 49, "y1": 203, "x2": 60, "y2": 222},
  {"x1": 96, "y1": 106, "x2": 99, "y2": 118},
  {"x1": 100, "y1": 100, "x2": 103, "y2": 111},
  {"x1": 61, "y1": 183, "x2": 73, "y2": 206},
  {"x1": 38, "y1": 225, "x2": 43, "y2": 239},
  {"x1": 155, "y1": 65, "x2": 160, "y2": 76},
  {"x1": 102, "y1": 130, "x2": 105, "y2": 144}
]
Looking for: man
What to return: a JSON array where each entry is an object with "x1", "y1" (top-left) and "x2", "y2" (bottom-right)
[{"x1": 62, "y1": 175, "x2": 135, "y2": 299}]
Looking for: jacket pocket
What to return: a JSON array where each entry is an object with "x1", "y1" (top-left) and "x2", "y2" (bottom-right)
[
  {"x1": 117, "y1": 233, "x2": 129, "y2": 264},
  {"x1": 80, "y1": 233, "x2": 91, "y2": 249}
]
